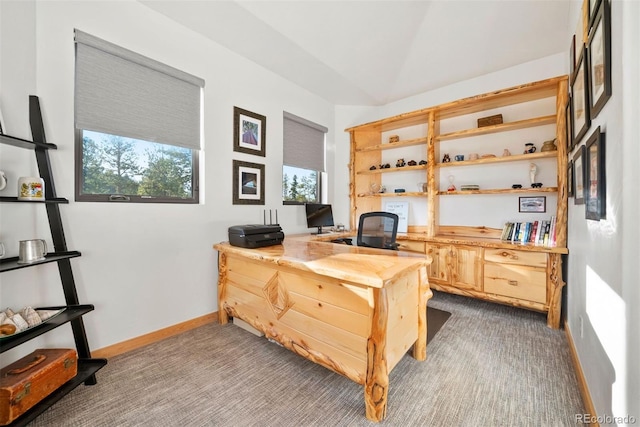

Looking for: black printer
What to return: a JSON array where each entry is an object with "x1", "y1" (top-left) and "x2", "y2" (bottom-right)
[{"x1": 228, "y1": 224, "x2": 285, "y2": 248}]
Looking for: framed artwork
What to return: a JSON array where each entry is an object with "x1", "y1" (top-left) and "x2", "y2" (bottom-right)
[
  {"x1": 566, "y1": 98, "x2": 574, "y2": 152},
  {"x1": 569, "y1": 35, "x2": 576, "y2": 78},
  {"x1": 233, "y1": 107, "x2": 266, "y2": 157},
  {"x1": 519, "y1": 196, "x2": 546, "y2": 213},
  {"x1": 585, "y1": 127, "x2": 606, "y2": 220},
  {"x1": 587, "y1": 0, "x2": 611, "y2": 120},
  {"x1": 571, "y1": 46, "x2": 591, "y2": 146},
  {"x1": 589, "y1": 0, "x2": 602, "y2": 27},
  {"x1": 232, "y1": 160, "x2": 265, "y2": 205},
  {"x1": 567, "y1": 160, "x2": 575, "y2": 198},
  {"x1": 573, "y1": 145, "x2": 586, "y2": 205}
]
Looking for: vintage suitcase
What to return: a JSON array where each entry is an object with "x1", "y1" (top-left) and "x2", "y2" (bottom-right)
[{"x1": 0, "y1": 348, "x2": 78, "y2": 425}]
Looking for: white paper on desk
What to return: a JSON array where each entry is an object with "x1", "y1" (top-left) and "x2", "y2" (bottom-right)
[{"x1": 384, "y1": 201, "x2": 409, "y2": 233}]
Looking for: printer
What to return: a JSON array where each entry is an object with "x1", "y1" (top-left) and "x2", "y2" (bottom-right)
[{"x1": 228, "y1": 224, "x2": 285, "y2": 248}]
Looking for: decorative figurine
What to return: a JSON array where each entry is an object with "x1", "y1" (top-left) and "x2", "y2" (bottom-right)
[
  {"x1": 396, "y1": 158, "x2": 406, "y2": 167},
  {"x1": 419, "y1": 160, "x2": 427, "y2": 165},
  {"x1": 389, "y1": 135, "x2": 400, "y2": 143},
  {"x1": 524, "y1": 142, "x2": 537, "y2": 154},
  {"x1": 529, "y1": 162, "x2": 538, "y2": 184},
  {"x1": 502, "y1": 149, "x2": 511, "y2": 157},
  {"x1": 379, "y1": 163, "x2": 390, "y2": 169},
  {"x1": 447, "y1": 175, "x2": 456, "y2": 192},
  {"x1": 369, "y1": 165, "x2": 377, "y2": 170},
  {"x1": 407, "y1": 160, "x2": 417, "y2": 166},
  {"x1": 529, "y1": 162, "x2": 543, "y2": 188},
  {"x1": 442, "y1": 154, "x2": 451, "y2": 163},
  {"x1": 512, "y1": 184, "x2": 522, "y2": 189},
  {"x1": 469, "y1": 153, "x2": 479, "y2": 160}
]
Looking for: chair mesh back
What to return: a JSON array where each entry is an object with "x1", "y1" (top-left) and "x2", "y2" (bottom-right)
[{"x1": 358, "y1": 212, "x2": 399, "y2": 250}]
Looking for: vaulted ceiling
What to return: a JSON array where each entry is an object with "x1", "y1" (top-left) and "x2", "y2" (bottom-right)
[{"x1": 140, "y1": 0, "x2": 572, "y2": 106}]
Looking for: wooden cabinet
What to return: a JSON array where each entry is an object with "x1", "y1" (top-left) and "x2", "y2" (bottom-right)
[
  {"x1": 347, "y1": 77, "x2": 569, "y2": 328},
  {"x1": 426, "y1": 244, "x2": 482, "y2": 292}
]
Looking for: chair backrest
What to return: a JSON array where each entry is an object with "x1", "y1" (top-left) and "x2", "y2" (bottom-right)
[{"x1": 357, "y1": 212, "x2": 399, "y2": 250}]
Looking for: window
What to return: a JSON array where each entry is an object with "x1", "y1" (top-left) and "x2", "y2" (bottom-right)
[
  {"x1": 282, "y1": 112, "x2": 328, "y2": 204},
  {"x1": 74, "y1": 30, "x2": 204, "y2": 203}
]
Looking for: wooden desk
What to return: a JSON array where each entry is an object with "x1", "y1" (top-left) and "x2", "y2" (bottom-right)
[{"x1": 214, "y1": 237, "x2": 431, "y2": 422}]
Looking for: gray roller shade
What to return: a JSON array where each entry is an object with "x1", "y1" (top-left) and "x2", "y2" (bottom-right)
[
  {"x1": 74, "y1": 29, "x2": 204, "y2": 150},
  {"x1": 283, "y1": 112, "x2": 327, "y2": 172}
]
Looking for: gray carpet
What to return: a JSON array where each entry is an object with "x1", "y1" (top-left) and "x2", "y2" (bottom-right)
[{"x1": 32, "y1": 291, "x2": 585, "y2": 426}]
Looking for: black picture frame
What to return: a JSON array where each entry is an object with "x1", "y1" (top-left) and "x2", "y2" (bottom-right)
[
  {"x1": 519, "y1": 196, "x2": 546, "y2": 213},
  {"x1": 569, "y1": 34, "x2": 576, "y2": 79},
  {"x1": 566, "y1": 98, "x2": 574, "y2": 152},
  {"x1": 587, "y1": 0, "x2": 611, "y2": 120},
  {"x1": 589, "y1": 0, "x2": 603, "y2": 28},
  {"x1": 571, "y1": 46, "x2": 591, "y2": 146},
  {"x1": 567, "y1": 159, "x2": 575, "y2": 198},
  {"x1": 585, "y1": 127, "x2": 606, "y2": 220},
  {"x1": 233, "y1": 107, "x2": 266, "y2": 157},
  {"x1": 232, "y1": 159, "x2": 265, "y2": 205},
  {"x1": 573, "y1": 145, "x2": 586, "y2": 205}
]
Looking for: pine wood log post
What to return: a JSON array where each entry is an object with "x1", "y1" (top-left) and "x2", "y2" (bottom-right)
[
  {"x1": 413, "y1": 266, "x2": 432, "y2": 361},
  {"x1": 365, "y1": 287, "x2": 389, "y2": 422},
  {"x1": 546, "y1": 253, "x2": 565, "y2": 329},
  {"x1": 349, "y1": 131, "x2": 357, "y2": 231},
  {"x1": 217, "y1": 252, "x2": 229, "y2": 324}
]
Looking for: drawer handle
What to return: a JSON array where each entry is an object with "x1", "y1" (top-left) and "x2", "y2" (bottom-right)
[{"x1": 508, "y1": 280, "x2": 518, "y2": 286}]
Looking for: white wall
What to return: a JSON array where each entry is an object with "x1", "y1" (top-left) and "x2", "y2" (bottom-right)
[
  {"x1": 0, "y1": 0, "x2": 335, "y2": 363},
  {"x1": 563, "y1": 0, "x2": 639, "y2": 422},
  {"x1": 335, "y1": 53, "x2": 566, "y2": 230}
]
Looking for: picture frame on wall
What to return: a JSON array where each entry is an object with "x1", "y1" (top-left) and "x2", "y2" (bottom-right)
[
  {"x1": 571, "y1": 46, "x2": 591, "y2": 146},
  {"x1": 587, "y1": 0, "x2": 611, "y2": 120},
  {"x1": 567, "y1": 160, "x2": 575, "y2": 198},
  {"x1": 585, "y1": 127, "x2": 606, "y2": 220},
  {"x1": 232, "y1": 159, "x2": 265, "y2": 205},
  {"x1": 519, "y1": 196, "x2": 546, "y2": 213},
  {"x1": 588, "y1": 0, "x2": 602, "y2": 27},
  {"x1": 569, "y1": 35, "x2": 576, "y2": 78},
  {"x1": 573, "y1": 145, "x2": 586, "y2": 205},
  {"x1": 233, "y1": 107, "x2": 266, "y2": 157},
  {"x1": 566, "y1": 98, "x2": 574, "y2": 151}
]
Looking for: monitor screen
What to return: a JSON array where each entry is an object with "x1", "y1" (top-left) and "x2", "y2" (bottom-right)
[{"x1": 305, "y1": 203, "x2": 334, "y2": 234}]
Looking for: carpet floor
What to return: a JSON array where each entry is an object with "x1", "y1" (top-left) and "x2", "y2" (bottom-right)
[{"x1": 32, "y1": 291, "x2": 585, "y2": 426}]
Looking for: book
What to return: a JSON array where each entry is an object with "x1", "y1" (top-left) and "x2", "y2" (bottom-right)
[{"x1": 529, "y1": 221, "x2": 539, "y2": 243}]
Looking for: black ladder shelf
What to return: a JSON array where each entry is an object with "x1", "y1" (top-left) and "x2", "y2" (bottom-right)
[{"x1": 0, "y1": 96, "x2": 107, "y2": 427}]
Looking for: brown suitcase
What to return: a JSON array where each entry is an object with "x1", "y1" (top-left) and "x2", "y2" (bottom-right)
[{"x1": 0, "y1": 348, "x2": 77, "y2": 425}]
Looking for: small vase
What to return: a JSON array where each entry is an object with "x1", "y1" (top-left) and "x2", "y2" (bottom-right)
[{"x1": 541, "y1": 139, "x2": 557, "y2": 152}]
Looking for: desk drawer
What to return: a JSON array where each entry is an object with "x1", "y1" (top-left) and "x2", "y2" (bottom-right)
[
  {"x1": 396, "y1": 240, "x2": 425, "y2": 254},
  {"x1": 484, "y1": 249, "x2": 547, "y2": 268},
  {"x1": 483, "y1": 263, "x2": 546, "y2": 304}
]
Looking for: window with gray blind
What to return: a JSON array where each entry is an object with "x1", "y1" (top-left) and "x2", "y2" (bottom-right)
[
  {"x1": 74, "y1": 29, "x2": 204, "y2": 203},
  {"x1": 282, "y1": 112, "x2": 328, "y2": 204}
]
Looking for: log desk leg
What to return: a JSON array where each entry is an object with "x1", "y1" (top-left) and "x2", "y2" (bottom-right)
[{"x1": 215, "y1": 245, "x2": 431, "y2": 422}]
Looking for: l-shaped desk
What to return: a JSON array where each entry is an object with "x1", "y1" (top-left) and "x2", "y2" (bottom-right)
[{"x1": 214, "y1": 234, "x2": 432, "y2": 422}]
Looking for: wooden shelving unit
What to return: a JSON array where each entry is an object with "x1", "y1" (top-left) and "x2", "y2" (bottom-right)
[
  {"x1": 346, "y1": 76, "x2": 569, "y2": 328},
  {"x1": 0, "y1": 96, "x2": 106, "y2": 426}
]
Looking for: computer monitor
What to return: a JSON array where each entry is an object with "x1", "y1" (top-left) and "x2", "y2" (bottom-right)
[{"x1": 305, "y1": 203, "x2": 334, "y2": 234}]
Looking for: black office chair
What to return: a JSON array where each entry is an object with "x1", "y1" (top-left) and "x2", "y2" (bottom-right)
[{"x1": 357, "y1": 212, "x2": 399, "y2": 250}]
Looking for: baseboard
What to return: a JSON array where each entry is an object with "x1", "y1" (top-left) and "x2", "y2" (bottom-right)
[
  {"x1": 565, "y1": 320, "x2": 599, "y2": 427},
  {"x1": 92, "y1": 312, "x2": 218, "y2": 359}
]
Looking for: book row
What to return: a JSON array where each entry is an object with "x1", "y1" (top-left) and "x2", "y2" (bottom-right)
[{"x1": 500, "y1": 217, "x2": 557, "y2": 247}]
